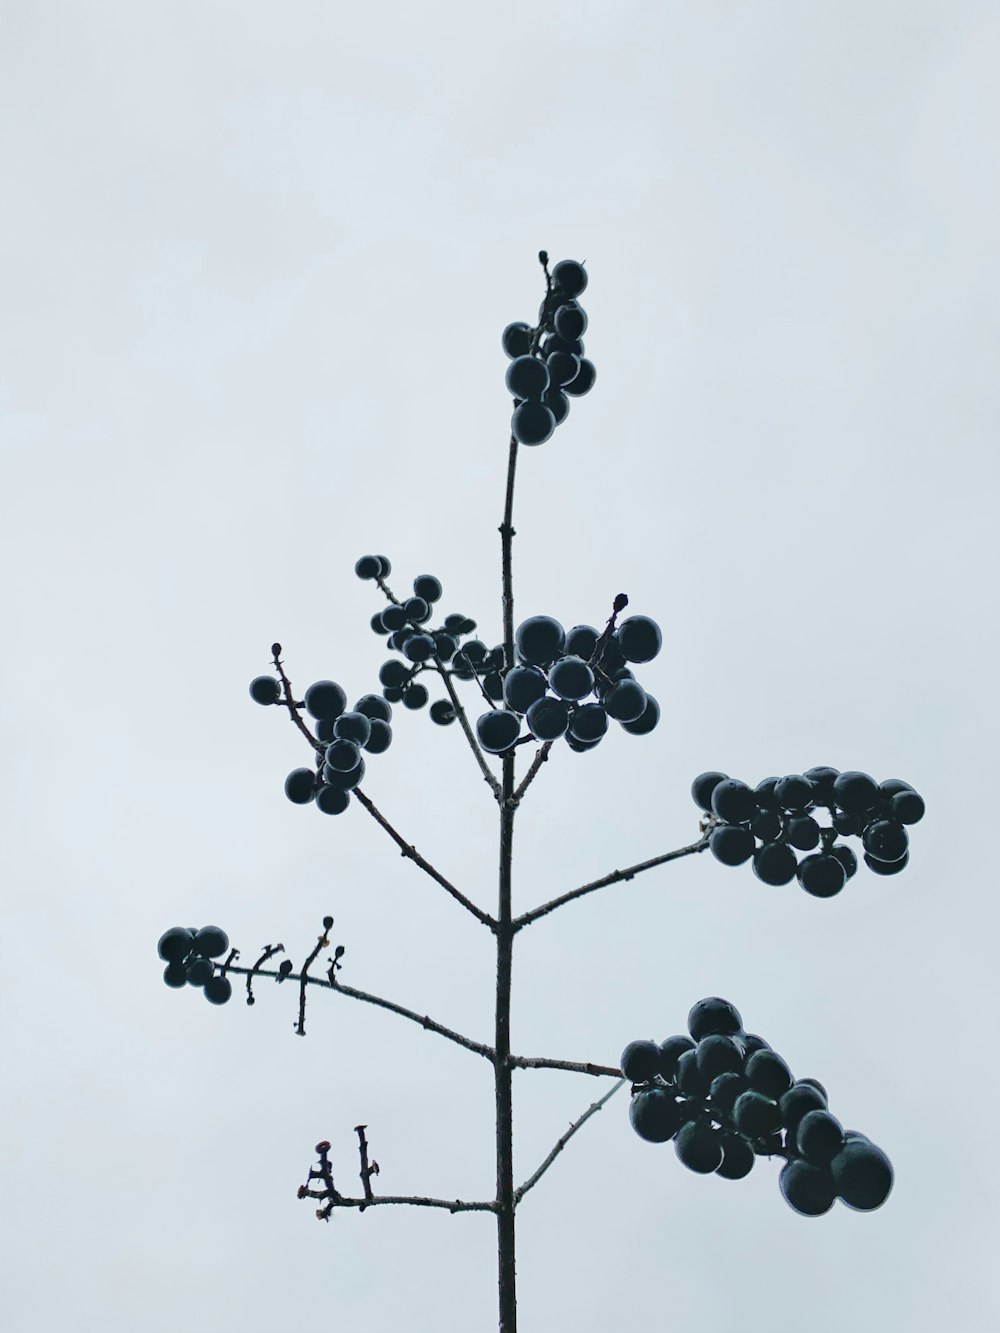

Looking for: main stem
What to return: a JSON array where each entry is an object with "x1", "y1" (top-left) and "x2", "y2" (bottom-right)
[{"x1": 496, "y1": 433, "x2": 519, "y2": 1332}]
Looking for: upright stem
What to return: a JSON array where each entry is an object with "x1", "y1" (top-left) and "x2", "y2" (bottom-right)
[
  {"x1": 496, "y1": 430, "x2": 520, "y2": 1332},
  {"x1": 496, "y1": 754, "x2": 516, "y2": 1333}
]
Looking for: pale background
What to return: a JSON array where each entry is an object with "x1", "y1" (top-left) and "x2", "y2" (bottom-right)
[{"x1": 2, "y1": 3, "x2": 998, "y2": 1330}]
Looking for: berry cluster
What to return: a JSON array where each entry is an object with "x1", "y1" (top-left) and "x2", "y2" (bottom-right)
[
  {"x1": 502, "y1": 255, "x2": 596, "y2": 447},
  {"x1": 358, "y1": 556, "x2": 496, "y2": 725},
  {"x1": 692, "y1": 768, "x2": 925, "y2": 897},
  {"x1": 474, "y1": 610, "x2": 662, "y2": 755},
  {"x1": 622, "y1": 997, "x2": 893, "y2": 1216},
  {"x1": 158, "y1": 926, "x2": 233, "y2": 1004}
]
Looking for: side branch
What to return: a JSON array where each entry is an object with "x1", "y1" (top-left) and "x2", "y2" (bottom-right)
[
  {"x1": 510, "y1": 1056, "x2": 623, "y2": 1077},
  {"x1": 354, "y1": 787, "x2": 496, "y2": 929},
  {"x1": 225, "y1": 963, "x2": 495, "y2": 1061},
  {"x1": 513, "y1": 831, "x2": 711, "y2": 930},
  {"x1": 513, "y1": 1080, "x2": 626, "y2": 1205},
  {"x1": 433, "y1": 656, "x2": 504, "y2": 801},
  {"x1": 508, "y1": 740, "x2": 553, "y2": 807},
  {"x1": 300, "y1": 1188, "x2": 497, "y2": 1217}
]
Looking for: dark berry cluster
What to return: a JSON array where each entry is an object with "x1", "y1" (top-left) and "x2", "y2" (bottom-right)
[
  {"x1": 474, "y1": 611, "x2": 662, "y2": 755},
  {"x1": 622, "y1": 997, "x2": 893, "y2": 1216},
  {"x1": 158, "y1": 926, "x2": 232, "y2": 1004},
  {"x1": 502, "y1": 256, "x2": 596, "y2": 447},
  {"x1": 692, "y1": 768, "x2": 925, "y2": 897},
  {"x1": 359, "y1": 556, "x2": 500, "y2": 725}
]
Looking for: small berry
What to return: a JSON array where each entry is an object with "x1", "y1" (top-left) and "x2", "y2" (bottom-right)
[
  {"x1": 285, "y1": 768, "x2": 316, "y2": 804},
  {"x1": 355, "y1": 555, "x2": 382, "y2": 580},
  {"x1": 249, "y1": 676, "x2": 281, "y2": 705}
]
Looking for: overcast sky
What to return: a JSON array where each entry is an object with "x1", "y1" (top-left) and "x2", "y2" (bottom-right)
[{"x1": 2, "y1": 3, "x2": 999, "y2": 1330}]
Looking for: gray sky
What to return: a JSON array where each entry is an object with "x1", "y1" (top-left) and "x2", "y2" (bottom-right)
[{"x1": 2, "y1": 3, "x2": 998, "y2": 1330}]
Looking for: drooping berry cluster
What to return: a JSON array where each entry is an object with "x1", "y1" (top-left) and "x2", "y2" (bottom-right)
[
  {"x1": 158, "y1": 926, "x2": 233, "y2": 1004},
  {"x1": 622, "y1": 997, "x2": 893, "y2": 1216},
  {"x1": 474, "y1": 608, "x2": 662, "y2": 755},
  {"x1": 692, "y1": 767, "x2": 925, "y2": 897},
  {"x1": 502, "y1": 255, "x2": 596, "y2": 447}
]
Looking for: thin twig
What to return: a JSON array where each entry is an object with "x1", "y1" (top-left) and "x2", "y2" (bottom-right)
[
  {"x1": 434, "y1": 654, "x2": 504, "y2": 799},
  {"x1": 353, "y1": 787, "x2": 496, "y2": 929},
  {"x1": 225, "y1": 962, "x2": 495, "y2": 1061},
  {"x1": 271, "y1": 644, "x2": 324, "y2": 754},
  {"x1": 354, "y1": 1125, "x2": 378, "y2": 1202},
  {"x1": 295, "y1": 921, "x2": 332, "y2": 1036},
  {"x1": 509, "y1": 1057, "x2": 623, "y2": 1077},
  {"x1": 509, "y1": 740, "x2": 553, "y2": 806},
  {"x1": 245, "y1": 943, "x2": 284, "y2": 1006},
  {"x1": 300, "y1": 1189, "x2": 497, "y2": 1218},
  {"x1": 513, "y1": 831, "x2": 712, "y2": 930},
  {"x1": 514, "y1": 1080, "x2": 626, "y2": 1204}
]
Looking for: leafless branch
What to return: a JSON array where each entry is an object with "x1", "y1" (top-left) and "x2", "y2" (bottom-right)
[
  {"x1": 513, "y1": 831, "x2": 712, "y2": 930},
  {"x1": 353, "y1": 787, "x2": 496, "y2": 929},
  {"x1": 514, "y1": 1080, "x2": 626, "y2": 1204}
]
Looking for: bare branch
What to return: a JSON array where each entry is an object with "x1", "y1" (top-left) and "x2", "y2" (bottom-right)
[
  {"x1": 433, "y1": 655, "x2": 504, "y2": 800},
  {"x1": 224, "y1": 962, "x2": 495, "y2": 1061},
  {"x1": 514, "y1": 1080, "x2": 626, "y2": 1205},
  {"x1": 510, "y1": 1056, "x2": 623, "y2": 1077},
  {"x1": 301, "y1": 1188, "x2": 497, "y2": 1217},
  {"x1": 513, "y1": 831, "x2": 712, "y2": 931},
  {"x1": 508, "y1": 740, "x2": 553, "y2": 807},
  {"x1": 353, "y1": 787, "x2": 496, "y2": 929}
]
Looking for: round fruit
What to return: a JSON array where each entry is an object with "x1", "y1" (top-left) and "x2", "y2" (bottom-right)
[
  {"x1": 621, "y1": 693, "x2": 660, "y2": 735},
  {"x1": 692, "y1": 771, "x2": 728, "y2": 813},
  {"x1": 780, "y1": 1159, "x2": 836, "y2": 1216},
  {"x1": 603, "y1": 679, "x2": 647, "y2": 723},
  {"x1": 696, "y1": 1035, "x2": 745, "y2": 1080},
  {"x1": 430, "y1": 699, "x2": 457, "y2": 726},
  {"x1": 204, "y1": 975, "x2": 233, "y2": 1005},
  {"x1": 797, "y1": 854, "x2": 848, "y2": 899},
  {"x1": 786, "y1": 815, "x2": 820, "y2": 850},
  {"x1": 802, "y1": 767, "x2": 840, "y2": 804},
  {"x1": 863, "y1": 819, "x2": 908, "y2": 863},
  {"x1": 752, "y1": 842, "x2": 798, "y2": 886},
  {"x1": 831, "y1": 1139, "x2": 894, "y2": 1210},
  {"x1": 551, "y1": 259, "x2": 588, "y2": 298},
  {"x1": 674, "y1": 1121, "x2": 724, "y2": 1174},
  {"x1": 568, "y1": 702, "x2": 608, "y2": 743},
  {"x1": 832, "y1": 771, "x2": 879, "y2": 815},
  {"x1": 554, "y1": 301, "x2": 588, "y2": 341},
  {"x1": 304, "y1": 681, "x2": 347, "y2": 722},
  {"x1": 316, "y1": 785, "x2": 351, "y2": 815},
  {"x1": 322, "y1": 756, "x2": 365, "y2": 790},
  {"x1": 708, "y1": 1071, "x2": 747, "y2": 1115},
  {"x1": 829, "y1": 844, "x2": 858, "y2": 880},
  {"x1": 501, "y1": 321, "x2": 532, "y2": 358},
  {"x1": 629, "y1": 1089, "x2": 682, "y2": 1143},
  {"x1": 515, "y1": 616, "x2": 565, "y2": 666},
  {"x1": 620, "y1": 1039, "x2": 662, "y2": 1083},
  {"x1": 890, "y1": 789, "x2": 925, "y2": 824},
  {"x1": 363, "y1": 719, "x2": 392, "y2": 754},
  {"x1": 746, "y1": 1050, "x2": 793, "y2": 1099},
  {"x1": 709, "y1": 824, "x2": 755, "y2": 866},
  {"x1": 548, "y1": 656, "x2": 594, "y2": 701},
  {"x1": 284, "y1": 768, "x2": 316, "y2": 804},
  {"x1": 476, "y1": 709, "x2": 521, "y2": 754},
  {"x1": 657, "y1": 1035, "x2": 695, "y2": 1080},
  {"x1": 796, "y1": 1110, "x2": 845, "y2": 1164},
  {"x1": 563, "y1": 358, "x2": 596, "y2": 396},
  {"x1": 333, "y1": 712, "x2": 372, "y2": 746},
  {"x1": 186, "y1": 957, "x2": 214, "y2": 986},
  {"x1": 249, "y1": 675, "x2": 280, "y2": 705},
  {"x1": 163, "y1": 961, "x2": 187, "y2": 988},
  {"x1": 716, "y1": 1134, "x2": 755, "y2": 1180},
  {"x1": 615, "y1": 616, "x2": 662, "y2": 664},
  {"x1": 687, "y1": 997, "x2": 743, "y2": 1041},
  {"x1": 525, "y1": 695, "x2": 570, "y2": 741},
  {"x1": 711, "y1": 779, "x2": 756, "y2": 824},
  {"x1": 505, "y1": 355, "x2": 550, "y2": 400},
  {"x1": 355, "y1": 555, "x2": 381, "y2": 580},
  {"x1": 733, "y1": 1091, "x2": 781, "y2": 1138},
  {"x1": 403, "y1": 683, "x2": 429, "y2": 710},
  {"x1": 675, "y1": 1049, "x2": 710, "y2": 1098},
  {"x1": 512, "y1": 401, "x2": 556, "y2": 446},
  {"x1": 193, "y1": 927, "x2": 229, "y2": 959},
  {"x1": 753, "y1": 776, "x2": 781, "y2": 810},
  {"x1": 775, "y1": 775, "x2": 816, "y2": 812},
  {"x1": 565, "y1": 625, "x2": 600, "y2": 659},
  {"x1": 158, "y1": 927, "x2": 195, "y2": 963},
  {"x1": 355, "y1": 694, "x2": 392, "y2": 723}
]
